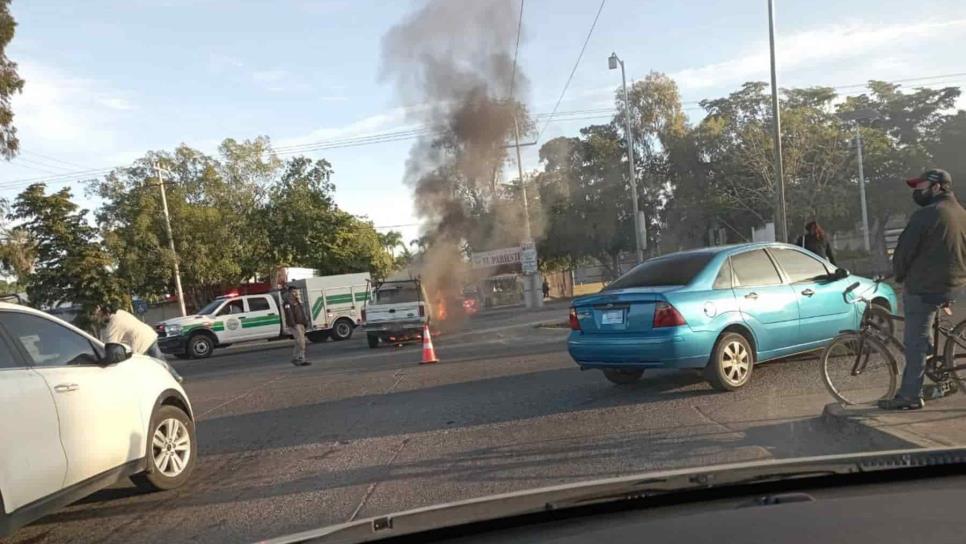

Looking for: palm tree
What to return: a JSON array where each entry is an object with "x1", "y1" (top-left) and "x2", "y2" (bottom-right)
[{"x1": 379, "y1": 230, "x2": 404, "y2": 258}]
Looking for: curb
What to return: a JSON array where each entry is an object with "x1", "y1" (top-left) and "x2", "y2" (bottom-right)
[{"x1": 821, "y1": 402, "x2": 947, "y2": 449}]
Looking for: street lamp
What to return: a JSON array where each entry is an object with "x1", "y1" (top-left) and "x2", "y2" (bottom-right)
[
  {"x1": 837, "y1": 108, "x2": 881, "y2": 253},
  {"x1": 609, "y1": 52, "x2": 644, "y2": 264}
]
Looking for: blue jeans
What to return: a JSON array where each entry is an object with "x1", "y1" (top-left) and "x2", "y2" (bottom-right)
[
  {"x1": 899, "y1": 292, "x2": 953, "y2": 399},
  {"x1": 146, "y1": 341, "x2": 165, "y2": 360}
]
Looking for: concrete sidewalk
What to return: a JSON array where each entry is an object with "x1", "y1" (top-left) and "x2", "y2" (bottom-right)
[{"x1": 823, "y1": 393, "x2": 966, "y2": 448}]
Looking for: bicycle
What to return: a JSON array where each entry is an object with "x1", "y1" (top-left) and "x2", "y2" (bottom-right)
[{"x1": 821, "y1": 278, "x2": 966, "y2": 405}]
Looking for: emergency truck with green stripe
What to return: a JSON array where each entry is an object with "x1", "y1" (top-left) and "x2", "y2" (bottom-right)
[{"x1": 156, "y1": 272, "x2": 371, "y2": 356}]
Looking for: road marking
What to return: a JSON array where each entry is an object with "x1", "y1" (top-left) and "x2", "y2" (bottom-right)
[
  {"x1": 196, "y1": 373, "x2": 289, "y2": 419},
  {"x1": 349, "y1": 438, "x2": 410, "y2": 522}
]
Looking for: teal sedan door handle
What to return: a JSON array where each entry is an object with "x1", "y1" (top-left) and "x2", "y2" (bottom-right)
[
  {"x1": 744, "y1": 292, "x2": 758, "y2": 300},
  {"x1": 801, "y1": 289, "x2": 815, "y2": 297}
]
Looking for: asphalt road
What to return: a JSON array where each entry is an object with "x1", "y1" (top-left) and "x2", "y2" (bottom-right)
[{"x1": 4, "y1": 301, "x2": 911, "y2": 543}]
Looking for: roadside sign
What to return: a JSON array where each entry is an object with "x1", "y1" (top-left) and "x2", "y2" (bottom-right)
[
  {"x1": 133, "y1": 299, "x2": 149, "y2": 316},
  {"x1": 520, "y1": 242, "x2": 538, "y2": 275},
  {"x1": 471, "y1": 247, "x2": 521, "y2": 269}
]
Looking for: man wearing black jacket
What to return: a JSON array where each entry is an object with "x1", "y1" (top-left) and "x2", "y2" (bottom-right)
[
  {"x1": 282, "y1": 285, "x2": 310, "y2": 367},
  {"x1": 880, "y1": 169, "x2": 966, "y2": 410}
]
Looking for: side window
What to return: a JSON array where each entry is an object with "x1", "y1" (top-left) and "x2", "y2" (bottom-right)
[
  {"x1": 770, "y1": 249, "x2": 830, "y2": 283},
  {"x1": 217, "y1": 299, "x2": 245, "y2": 316},
  {"x1": 0, "y1": 328, "x2": 23, "y2": 369},
  {"x1": 0, "y1": 312, "x2": 100, "y2": 367},
  {"x1": 247, "y1": 297, "x2": 271, "y2": 312},
  {"x1": 713, "y1": 259, "x2": 733, "y2": 290},
  {"x1": 731, "y1": 250, "x2": 782, "y2": 287}
]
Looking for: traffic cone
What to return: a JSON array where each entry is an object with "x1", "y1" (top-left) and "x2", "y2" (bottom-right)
[{"x1": 420, "y1": 323, "x2": 438, "y2": 364}]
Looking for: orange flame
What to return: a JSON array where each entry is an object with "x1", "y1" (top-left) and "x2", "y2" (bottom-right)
[{"x1": 435, "y1": 297, "x2": 448, "y2": 321}]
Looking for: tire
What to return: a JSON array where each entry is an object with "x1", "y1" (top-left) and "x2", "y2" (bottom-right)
[
  {"x1": 331, "y1": 319, "x2": 354, "y2": 341},
  {"x1": 131, "y1": 405, "x2": 197, "y2": 492},
  {"x1": 943, "y1": 319, "x2": 966, "y2": 390},
  {"x1": 306, "y1": 330, "x2": 330, "y2": 344},
  {"x1": 187, "y1": 333, "x2": 214, "y2": 359},
  {"x1": 602, "y1": 368, "x2": 644, "y2": 385},
  {"x1": 705, "y1": 332, "x2": 754, "y2": 391},
  {"x1": 822, "y1": 332, "x2": 898, "y2": 405},
  {"x1": 367, "y1": 333, "x2": 380, "y2": 349},
  {"x1": 865, "y1": 304, "x2": 895, "y2": 339}
]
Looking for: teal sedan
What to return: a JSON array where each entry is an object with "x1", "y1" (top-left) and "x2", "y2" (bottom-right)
[{"x1": 567, "y1": 243, "x2": 898, "y2": 391}]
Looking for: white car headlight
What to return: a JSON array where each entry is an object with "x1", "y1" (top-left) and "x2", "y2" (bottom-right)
[{"x1": 166, "y1": 324, "x2": 183, "y2": 336}]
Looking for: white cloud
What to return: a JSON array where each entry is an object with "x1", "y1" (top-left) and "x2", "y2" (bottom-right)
[
  {"x1": 566, "y1": 18, "x2": 966, "y2": 111},
  {"x1": 210, "y1": 54, "x2": 338, "y2": 96},
  {"x1": 207, "y1": 52, "x2": 245, "y2": 72},
  {"x1": 670, "y1": 19, "x2": 966, "y2": 91},
  {"x1": 98, "y1": 97, "x2": 137, "y2": 111},
  {"x1": 11, "y1": 60, "x2": 134, "y2": 153}
]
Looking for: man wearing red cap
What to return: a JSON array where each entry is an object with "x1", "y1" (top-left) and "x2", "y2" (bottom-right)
[{"x1": 880, "y1": 169, "x2": 966, "y2": 410}]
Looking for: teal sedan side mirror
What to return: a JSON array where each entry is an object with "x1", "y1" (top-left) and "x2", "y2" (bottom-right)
[{"x1": 831, "y1": 268, "x2": 850, "y2": 281}]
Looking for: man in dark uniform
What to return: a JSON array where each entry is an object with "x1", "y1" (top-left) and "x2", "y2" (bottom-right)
[
  {"x1": 880, "y1": 169, "x2": 966, "y2": 410},
  {"x1": 282, "y1": 285, "x2": 310, "y2": 367}
]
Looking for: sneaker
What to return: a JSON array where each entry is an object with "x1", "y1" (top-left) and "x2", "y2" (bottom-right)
[
  {"x1": 299, "y1": 359, "x2": 311, "y2": 366},
  {"x1": 290, "y1": 358, "x2": 302, "y2": 367},
  {"x1": 877, "y1": 396, "x2": 925, "y2": 410}
]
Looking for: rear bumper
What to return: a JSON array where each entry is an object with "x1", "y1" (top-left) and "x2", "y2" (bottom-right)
[
  {"x1": 567, "y1": 328, "x2": 713, "y2": 369},
  {"x1": 158, "y1": 335, "x2": 188, "y2": 355},
  {"x1": 365, "y1": 320, "x2": 425, "y2": 334}
]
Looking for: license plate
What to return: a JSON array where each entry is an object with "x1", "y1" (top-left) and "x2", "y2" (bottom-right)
[{"x1": 601, "y1": 309, "x2": 624, "y2": 325}]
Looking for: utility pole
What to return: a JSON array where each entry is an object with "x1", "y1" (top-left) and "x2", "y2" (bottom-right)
[
  {"x1": 854, "y1": 125, "x2": 871, "y2": 252},
  {"x1": 513, "y1": 117, "x2": 532, "y2": 241},
  {"x1": 836, "y1": 108, "x2": 879, "y2": 253},
  {"x1": 767, "y1": 0, "x2": 788, "y2": 243},
  {"x1": 154, "y1": 161, "x2": 187, "y2": 317},
  {"x1": 513, "y1": 116, "x2": 541, "y2": 308},
  {"x1": 609, "y1": 52, "x2": 644, "y2": 264}
]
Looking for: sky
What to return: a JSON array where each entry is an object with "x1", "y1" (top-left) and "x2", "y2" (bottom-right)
[{"x1": 2, "y1": 0, "x2": 965, "y2": 246}]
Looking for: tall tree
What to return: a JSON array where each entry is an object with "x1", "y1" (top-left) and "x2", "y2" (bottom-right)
[
  {"x1": 0, "y1": 198, "x2": 34, "y2": 280},
  {"x1": 837, "y1": 82, "x2": 962, "y2": 261},
  {"x1": 92, "y1": 142, "x2": 269, "y2": 309},
  {"x1": 0, "y1": 0, "x2": 23, "y2": 159},
  {"x1": 10, "y1": 184, "x2": 126, "y2": 330},
  {"x1": 929, "y1": 110, "x2": 966, "y2": 185}
]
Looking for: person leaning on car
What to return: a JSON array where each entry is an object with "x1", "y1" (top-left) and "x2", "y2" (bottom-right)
[
  {"x1": 96, "y1": 305, "x2": 165, "y2": 359},
  {"x1": 880, "y1": 169, "x2": 966, "y2": 411}
]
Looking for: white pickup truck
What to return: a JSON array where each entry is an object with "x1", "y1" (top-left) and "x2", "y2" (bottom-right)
[
  {"x1": 157, "y1": 273, "x2": 370, "y2": 358},
  {"x1": 362, "y1": 279, "x2": 433, "y2": 348}
]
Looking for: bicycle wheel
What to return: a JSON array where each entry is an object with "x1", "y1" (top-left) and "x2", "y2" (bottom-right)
[
  {"x1": 942, "y1": 319, "x2": 966, "y2": 390},
  {"x1": 822, "y1": 332, "x2": 899, "y2": 405}
]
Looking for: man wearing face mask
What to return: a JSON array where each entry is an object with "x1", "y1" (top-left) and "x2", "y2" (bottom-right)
[{"x1": 879, "y1": 169, "x2": 966, "y2": 410}]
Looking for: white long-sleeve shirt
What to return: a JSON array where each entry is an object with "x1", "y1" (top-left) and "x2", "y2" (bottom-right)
[{"x1": 101, "y1": 309, "x2": 158, "y2": 354}]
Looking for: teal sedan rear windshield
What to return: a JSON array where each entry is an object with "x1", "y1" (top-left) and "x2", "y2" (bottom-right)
[{"x1": 604, "y1": 252, "x2": 716, "y2": 290}]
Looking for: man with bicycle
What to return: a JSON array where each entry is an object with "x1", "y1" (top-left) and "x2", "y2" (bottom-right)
[{"x1": 880, "y1": 169, "x2": 966, "y2": 410}]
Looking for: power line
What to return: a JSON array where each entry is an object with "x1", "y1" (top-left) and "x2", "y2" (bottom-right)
[
  {"x1": 21, "y1": 150, "x2": 91, "y2": 170},
  {"x1": 507, "y1": 0, "x2": 524, "y2": 100},
  {"x1": 7, "y1": 157, "x2": 67, "y2": 175},
  {"x1": 536, "y1": 0, "x2": 607, "y2": 144},
  {"x1": 2, "y1": 70, "x2": 963, "y2": 192}
]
